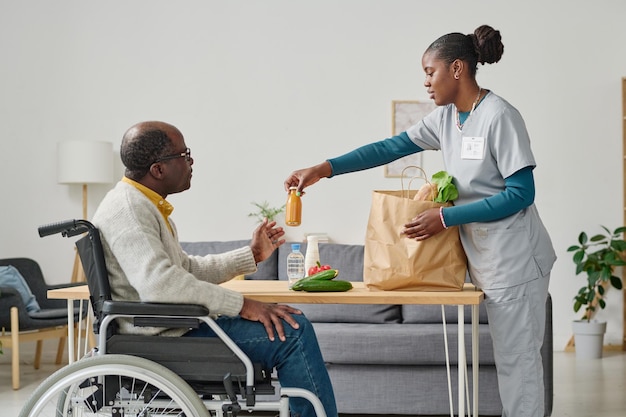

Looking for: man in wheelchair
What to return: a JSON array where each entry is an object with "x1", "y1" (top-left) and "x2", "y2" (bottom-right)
[{"x1": 88, "y1": 120, "x2": 337, "y2": 417}]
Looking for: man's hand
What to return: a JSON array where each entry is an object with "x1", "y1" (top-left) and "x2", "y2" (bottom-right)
[
  {"x1": 250, "y1": 218, "x2": 285, "y2": 264},
  {"x1": 240, "y1": 298, "x2": 302, "y2": 341}
]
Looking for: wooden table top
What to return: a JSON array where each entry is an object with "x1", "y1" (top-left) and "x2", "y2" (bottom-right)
[
  {"x1": 221, "y1": 280, "x2": 483, "y2": 305},
  {"x1": 48, "y1": 281, "x2": 483, "y2": 306}
]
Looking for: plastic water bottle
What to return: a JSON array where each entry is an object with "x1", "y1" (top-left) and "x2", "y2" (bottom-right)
[
  {"x1": 287, "y1": 243, "x2": 305, "y2": 288},
  {"x1": 304, "y1": 235, "x2": 320, "y2": 277}
]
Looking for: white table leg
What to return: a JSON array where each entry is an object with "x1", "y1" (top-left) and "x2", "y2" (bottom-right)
[
  {"x1": 67, "y1": 300, "x2": 75, "y2": 364},
  {"x1": 77, "y1": 300, "x2": 84, "y2": 359},
  {"x1": 83, "y1": 303, "x2": 92, "y2": 357},
  {"x1": 458, "y1": 305, "x2": 465, "y2": 417},
  {"x1": 472, "y1": 304, "x2": 479, "y2": 417},
  {"x1": 441, "y1": 305, "x2": 454, "y2": 417}
]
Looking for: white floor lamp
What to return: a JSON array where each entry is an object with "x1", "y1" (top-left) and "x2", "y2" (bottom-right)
[{"x1": 57, "y1": 140, "x2": 113, "y2": 282}]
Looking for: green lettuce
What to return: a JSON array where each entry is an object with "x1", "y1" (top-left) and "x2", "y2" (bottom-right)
[{"x1": 431, "y1": 171, "x2": 459, "y2": 203}]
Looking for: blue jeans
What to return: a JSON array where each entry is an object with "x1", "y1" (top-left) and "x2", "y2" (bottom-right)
[{"x1": 184, "y1": 313, "x2": 338, "y2": 417}]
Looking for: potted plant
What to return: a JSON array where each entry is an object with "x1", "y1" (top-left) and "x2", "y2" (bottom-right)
[
  {"x1": 240, "y1": 201, "x2": 285, "y2": 281},
  {"x1": 248, "y1": 201, "x2": 285, "y2": 223},
  {"x1": 567, "y1": 225, "x2": 626, "y2": 358}
]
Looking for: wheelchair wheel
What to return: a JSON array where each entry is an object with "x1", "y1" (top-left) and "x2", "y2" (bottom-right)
[{"x1": 20, "y1": 354, "x2": 211, "y2": 417}]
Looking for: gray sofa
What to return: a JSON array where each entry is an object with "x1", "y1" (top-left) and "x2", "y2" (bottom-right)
[{"x1": 181, "y1": 240, "x2": 553, "y2": 416}]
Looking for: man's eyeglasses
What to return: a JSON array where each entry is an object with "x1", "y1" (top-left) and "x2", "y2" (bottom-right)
[{"x1": 153, "y1": 148, "x2": 191, "y2": 164}]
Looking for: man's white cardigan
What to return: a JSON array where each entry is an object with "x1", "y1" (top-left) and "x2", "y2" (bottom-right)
[{"x1": 93, "y1": 181, "x2": 256, "y2": 336}]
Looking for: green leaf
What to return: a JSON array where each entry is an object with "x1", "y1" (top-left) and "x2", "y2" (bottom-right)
[
  {"x1": 575, "y1": 263, "x2": 584, "y2": 275},
  {"x1": 573, "y1": 300, "x2": 582, "y2": 313},
  {"x1": 572, "y1": 250, "x2": 585, "y2": 264},
  {"x1": 600, "y1": 267, "x2": 612, "y2": 281},
  {"x1": 589, "y1": 234, "x2": 606, "y2": 243},
  {"x1": 430, "y1": 171, "x2": 459, "y2": 203},
  {"x1": 613, "y1": 226, "x2": 626, "y2": 234},
  {"x1": 610, "y1": 240, "x2": 626, "y2": 252},
  {"x1": 431, "y1": 170, "x2": 452, "y2": 185},
  {"x1": 610, "y1": 275, "x2": 623, "y2": 290}
]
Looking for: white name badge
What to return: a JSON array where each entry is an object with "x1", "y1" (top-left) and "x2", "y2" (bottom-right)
[{"x1": 461, "y1": 136, "x2": 485, "y2": 160}]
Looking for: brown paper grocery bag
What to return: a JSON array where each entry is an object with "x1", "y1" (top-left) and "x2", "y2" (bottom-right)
[{"x1": 363, "y1": 189, "x2": 468, "y2": 291}]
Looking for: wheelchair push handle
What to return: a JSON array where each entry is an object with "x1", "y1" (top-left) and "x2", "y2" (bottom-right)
[{"x1": 38, "y1": 219, "x2": 95, "y2": 238}]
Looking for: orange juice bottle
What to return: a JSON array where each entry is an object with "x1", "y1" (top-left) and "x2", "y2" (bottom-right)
[{"x1": 285, "y1": 186, "x2": 302, "y2": 226}]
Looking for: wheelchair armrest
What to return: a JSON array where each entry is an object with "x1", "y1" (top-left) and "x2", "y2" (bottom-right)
[
  {"x1": 102, "y1": 300, "x2": 211, "y2": 329},
  {"x1": 102, "y1": 300, "x2": 210, "y2": 317}
]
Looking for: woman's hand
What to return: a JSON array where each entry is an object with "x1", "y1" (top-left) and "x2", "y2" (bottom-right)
[
  {"x1": 284, "y1": 161, "x2": 333, "y2": 195},
  {"x1": 402, "y1": 207, "x2": 445, "y2": 241}
]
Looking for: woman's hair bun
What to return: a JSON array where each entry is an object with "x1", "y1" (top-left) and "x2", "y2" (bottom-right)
[{"x1": 470, "y1": 25, "x2": 504, "y2": 65}]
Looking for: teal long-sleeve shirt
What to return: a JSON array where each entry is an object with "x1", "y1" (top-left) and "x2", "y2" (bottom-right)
[{"x1": 327, "y1": 132, "x2": 535, "y2": 227}]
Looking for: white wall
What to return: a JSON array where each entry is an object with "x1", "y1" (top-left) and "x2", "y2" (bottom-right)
[{"x1": 1, "y1": 0, "x2": 624, "y2": 350}]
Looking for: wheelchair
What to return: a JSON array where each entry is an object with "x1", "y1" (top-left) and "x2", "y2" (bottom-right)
[{"x1": 21, "y1": 219, "x2": 327, "y2": 417}]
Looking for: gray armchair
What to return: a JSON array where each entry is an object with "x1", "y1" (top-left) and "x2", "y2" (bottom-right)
[{"x1": 0, "y1": 257, "x2": 86, "y2": 389}]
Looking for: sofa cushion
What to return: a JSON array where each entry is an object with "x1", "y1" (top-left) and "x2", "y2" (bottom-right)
[
  {"x1": 312, "y1": 322, "x2": 495, "y2": 366},
  {"x1": 299, "y1": 304, "x2": 402, "y2": 324},
  {"x1": 402, "y1": 304, "x2": 489, "y2": 324},
  {"x1": 325, "y1": 363, "x2": 502, "y2": 416},
  {"x1": 180, "y1": 240, "x2": 278, "y2": 280},
  {"x1": 278, "y1": 242, "x2": 401, "y2": 324}
]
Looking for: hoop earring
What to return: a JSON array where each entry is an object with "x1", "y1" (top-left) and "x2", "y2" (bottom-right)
[{"x1": 454, "y1": 74, "x2": 460, "y2": 80}]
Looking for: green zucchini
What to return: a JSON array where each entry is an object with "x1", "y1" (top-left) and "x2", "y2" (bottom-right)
[
  {"x1": 308, "y1": 269, "x2": 339, "y2": 281},
  {"x1": 295, "y1": 279, "x2": 353, "y2": 292},
  {"x1": 291, "y1": 269, "x2": 339, "y2": 291}
]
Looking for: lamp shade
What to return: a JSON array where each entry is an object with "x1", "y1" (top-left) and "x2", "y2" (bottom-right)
[{"x1": 57, "y1": 141, "x2": 114, "y2": 184}]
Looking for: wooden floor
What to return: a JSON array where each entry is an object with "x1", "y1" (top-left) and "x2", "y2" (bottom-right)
[{"x1": 1, "y1": 343, "x2": 625, "y2": 416}]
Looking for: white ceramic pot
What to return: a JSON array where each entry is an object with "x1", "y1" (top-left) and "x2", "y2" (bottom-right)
[{"x1": 572, "y1": 320, "x2": 607, "y2": 359}]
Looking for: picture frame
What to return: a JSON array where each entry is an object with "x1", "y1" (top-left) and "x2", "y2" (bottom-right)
[{"x1": 384, "y1": 100, "x2": 436, "y2": 177}]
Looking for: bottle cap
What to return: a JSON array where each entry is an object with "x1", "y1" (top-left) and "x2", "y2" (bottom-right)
[{"x1": 291, "y1": 243, "x2": 301, "y2": 251}]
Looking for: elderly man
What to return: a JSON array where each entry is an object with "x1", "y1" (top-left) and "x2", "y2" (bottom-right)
[{"x1": 92, "y1": 121, "x2": 337, "y2": 417}]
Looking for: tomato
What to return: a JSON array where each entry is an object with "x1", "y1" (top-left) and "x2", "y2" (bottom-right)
[
  {"x1": 308, "y1": 265, "x2": 320, "y2": 276},
  {"x1": 308, "y1": 261, "x2": 332, "y2": 276}
]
